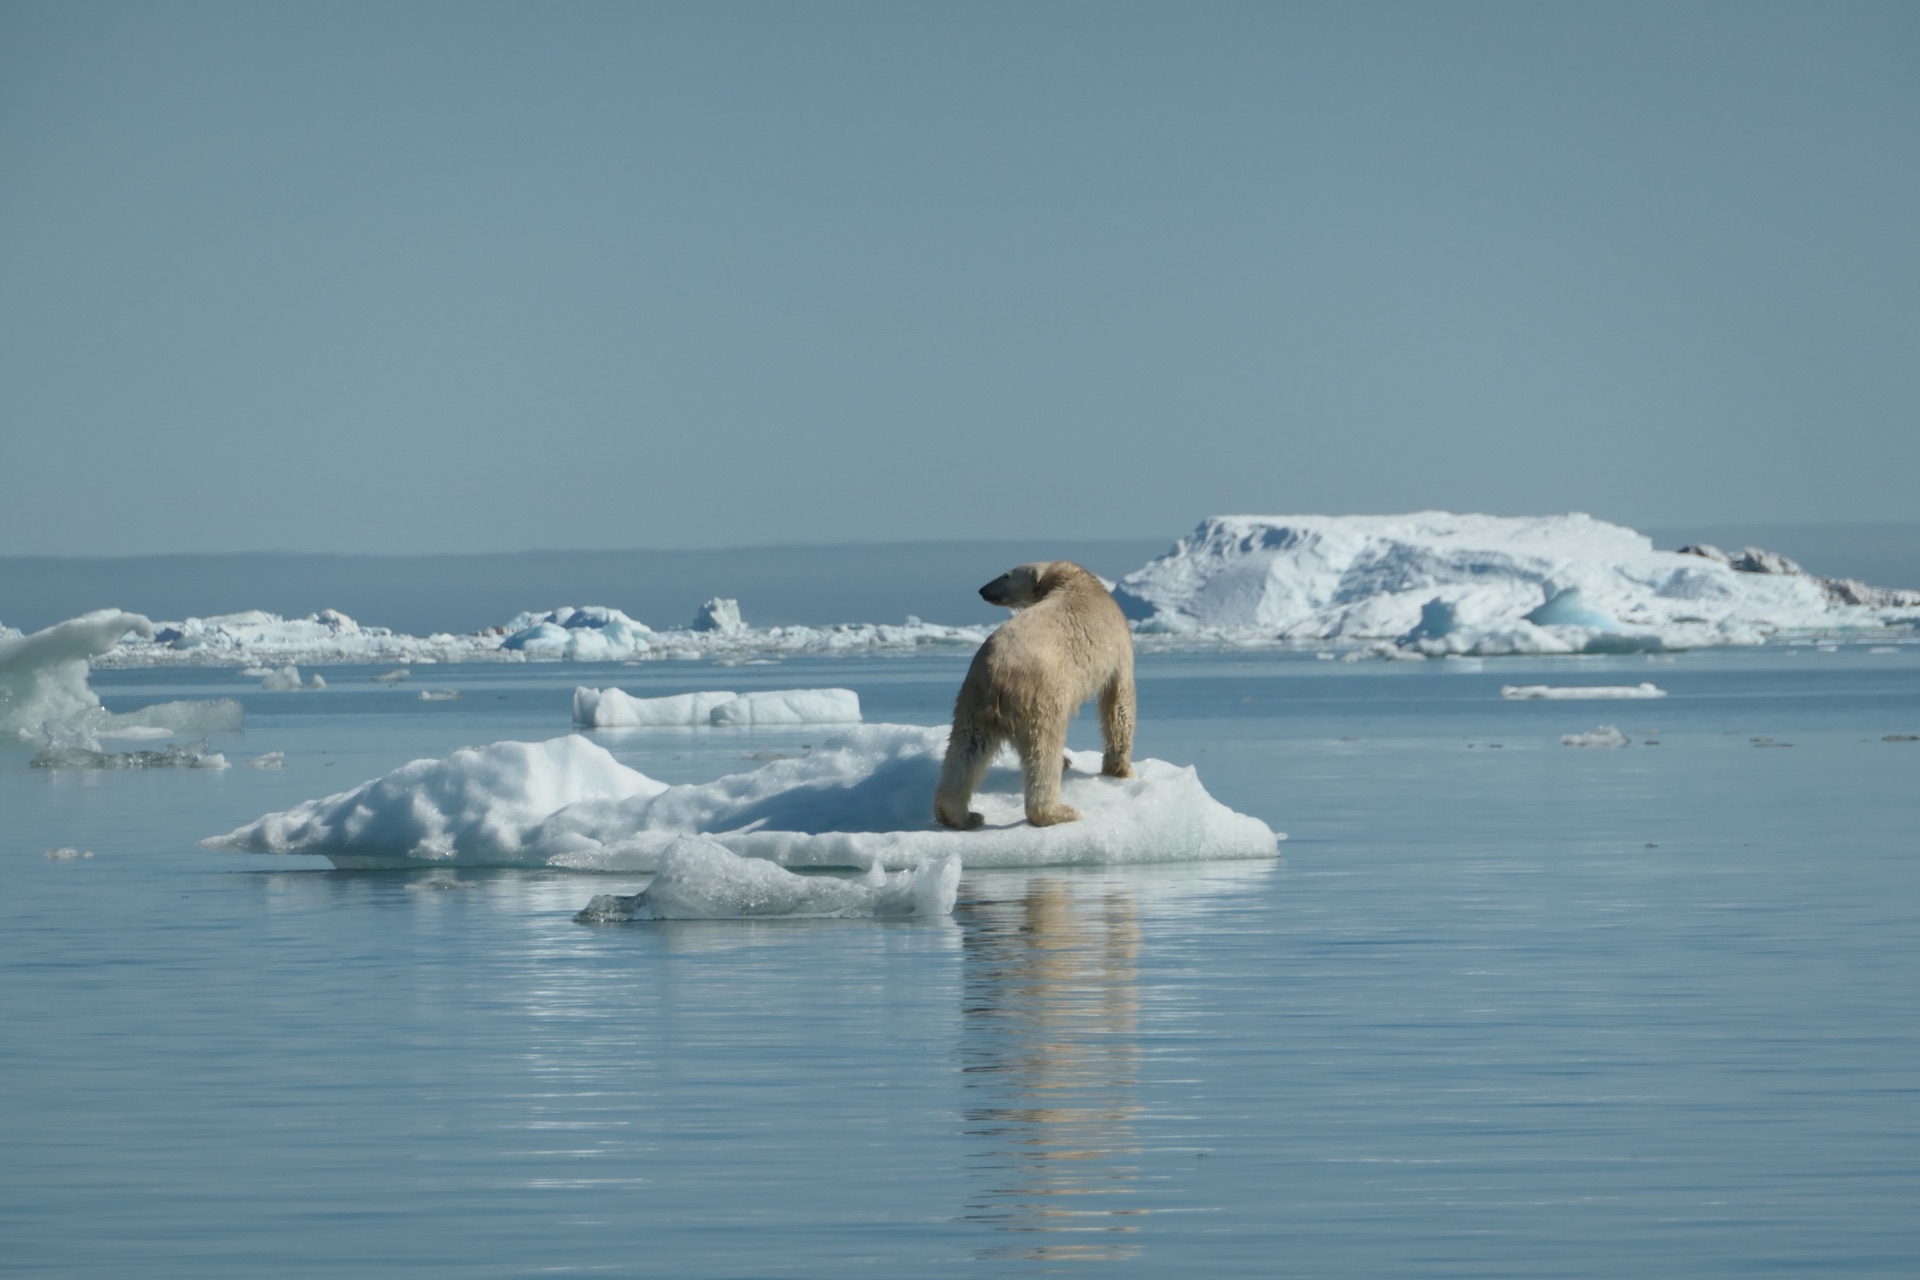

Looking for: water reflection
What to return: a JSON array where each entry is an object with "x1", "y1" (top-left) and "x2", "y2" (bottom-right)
[{"x1": 960, "y1": 875, "x2": 1147, "y2": 1263}]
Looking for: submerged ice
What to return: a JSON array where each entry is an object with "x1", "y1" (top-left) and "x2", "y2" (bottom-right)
[
  {"x1": 574, "y1": 837, "x2": 959, "y2": 922},
  {"x1": 205, "y1": 724, "x2": 1282, "y2": 871}
]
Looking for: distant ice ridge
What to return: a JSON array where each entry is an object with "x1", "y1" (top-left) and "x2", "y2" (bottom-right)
[
  {"x1": 573, "y1": 686, "x2": 861, "y2": 728},
  {"x1": 575, "y1": 838, "x2": 958, "y2": 922},
  {"x1": 204, "y1": 725, "x2": 1282, "y2": 871},
  {"x1": 1115, "y1": 513, "x2": 1920, "y2": 656},
  {"x1": 95, "y1": 604, "x2": 990, "y2": 668},
  {"x1": 0, "y1": 610, "x2": 243, "y2": 740}
]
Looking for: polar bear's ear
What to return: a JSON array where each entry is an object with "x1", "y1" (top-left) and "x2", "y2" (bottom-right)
[{"x1": 1031, "y1": 560, "x2": 1084, "y2": 597}]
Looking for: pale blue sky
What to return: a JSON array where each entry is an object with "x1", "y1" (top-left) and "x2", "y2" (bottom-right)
[{"x1": 3, "y1": 1, "x2": 1915, "y2": 555}]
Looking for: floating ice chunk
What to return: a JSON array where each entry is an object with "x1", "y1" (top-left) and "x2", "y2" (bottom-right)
[
  {"x1": 573, "y1": 687, "x2": 739, "y2": 727},
  {"x1": 207, "y1": 724, "x2": 1281, "y2": 871},
  {"x1": 501, "y1": 606, "x2": 652, "y2": 660},
  {"x1": 248, "y1": 751, "x2": 286, "y2": 769},
  {"x1": 707, "y1": 688, "x2": 861, "y2": 727},
  {"x1": 260, "y1": 665, "x2": 325, "y2": 691},
  {"x1": 419, "y1": 689, "x2": 462, "y2": 701},
  {"x1": 0, "y1": 610, "x2": 154, "y2": 738},
  {"x1": 690, "y1": 598, "x2": 746, "y2": 633},
  {"x1": 1562, "y1": 725, "x2": 1630, "y2": 748},
  {"x1": 43, "y1": 846, "x2": 95, "y2": 861},
  {"x1": 574, "y1": 838, "x2": 959, "y2": 922},
  {"x1": 1501, "y1": 683, "x2": 1667, "y2": 700},
  {"x1": 572, "y1": 686, "x2": 861, "y2": 728},
  {"x1": 374, "y1": 668, "x2": 410, "y2": 683}
]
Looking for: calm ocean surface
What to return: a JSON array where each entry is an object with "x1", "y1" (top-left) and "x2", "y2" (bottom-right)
[{"x1": 5, "y1": 646, "x2": 1919, "y2": 1277}]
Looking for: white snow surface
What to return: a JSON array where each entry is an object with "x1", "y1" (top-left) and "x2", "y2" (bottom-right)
[
  {"x1": 574, "y1": 686, "x2": 861, "y2": 728},
  {"x1": 574, "y1": 838, "x2": 959, "y2": 922},
  {"x1": 205, "y1": 724, "x2": 1282, "y2": 871},
  {"x1": 1116, "y1": 513, "x2": 1920, "y2": 655},
  {"x1": 1501, "y1": 683, "x2": 1668, "y2": 700}
]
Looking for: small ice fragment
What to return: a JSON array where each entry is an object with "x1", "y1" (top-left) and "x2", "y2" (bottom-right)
[
  {"x1": 573, "y1": 837, "x2": 959, "y2": 922},
  {"x1": 261, "y1": 665, "x2": 324, "y2": 691},
  {"x1": 1503, "y1": 683, "x2": 1666, "y2": 700},
  {"x1": 43, "y1": 846, "x2": 95, "y2": 860},
  {"x1": 248, "y1": 751, "x2": 286, "y2": 769},
  {"x1": 1562, "y1": 725, "x2": 1630, "y2": 747},
  {"x1": 419, "y1": 689, "x2": 462, "y2": 701},
  {"x1": 374, "y1": 668, "x2": 410, "y2": 683}
]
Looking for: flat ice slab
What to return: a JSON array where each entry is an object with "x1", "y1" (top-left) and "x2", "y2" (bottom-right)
[
  {"x1": 205, "y1": 724, "x2": 1282, "y2": 871},
  {"x1": 573, "y1": 686, "x2": 861, "y2": 728},
  {"x1": 1501, "y1": 682, "x2": 1667, "y2": 700},
  {"x1": 575, "y1": 838, "x2": 959, "y2": 921}
]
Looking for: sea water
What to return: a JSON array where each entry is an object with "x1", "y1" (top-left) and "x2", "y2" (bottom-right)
[{"x1": 3, "y1": 646, "x2": 1918, "y2": 1277}]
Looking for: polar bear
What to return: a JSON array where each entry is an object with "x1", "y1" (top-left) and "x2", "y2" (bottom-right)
[{"x1": 934, "y1": 560, "x2": 1136, "y2": 829}]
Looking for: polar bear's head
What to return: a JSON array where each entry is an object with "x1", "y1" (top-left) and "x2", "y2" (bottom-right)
[{"x1": 979, "y1": 561, "x2": 1089, "y2": 609}]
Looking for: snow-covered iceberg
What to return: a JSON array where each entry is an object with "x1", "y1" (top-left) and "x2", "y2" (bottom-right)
[
  {"x1": 204, "y1": 724, "x2": 1281, "y2": 871},
  {"x1": 1114, "y1": 513, "x2": 1920, "y2": 656},
  {"x1": 573, "y1": 686, "x2": 862, "y2": 728},
  {"x1": 1, "y1": 610, "x2": 244, "y2": 741},
  {"x1": 574, "y1": 838, "x2": 958, "y2": 922},
  {"x1": 501, "y1": 606, "x2": 654, "y2": 660}
]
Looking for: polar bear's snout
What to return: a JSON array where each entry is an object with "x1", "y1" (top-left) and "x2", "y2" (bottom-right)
[{"x1": 978, "y1": 562, "x2": 1048, "y2": 609}]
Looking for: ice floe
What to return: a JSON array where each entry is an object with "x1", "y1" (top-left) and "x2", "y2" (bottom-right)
[
  {"x1": 1561, "y1": 725, "x2": 1631, "y2": 748},
  {"x1": 205, "y1": 724, "x2": 1281, "y2": 871},
  {"x1": 259, "y1": 664, "x2": 325, "y2": 691},
  {"x1": 1115, "y1": 513, "x2": 1920, "y2": 656},
  {"x1": 1501, "y1": 683, "x2": 1667, "y2": 700},
  {"x1": 574, "y1": 837, "x2": 959, "y2": 921},
  {"x1": 573, "y1": 686, "x2": 861, "y2": 728}
]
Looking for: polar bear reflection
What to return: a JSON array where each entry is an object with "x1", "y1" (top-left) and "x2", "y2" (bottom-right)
[{"x1": 958, "y1": 875, "x2": 1145, "y2": 1262}]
